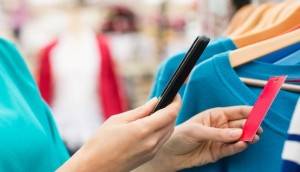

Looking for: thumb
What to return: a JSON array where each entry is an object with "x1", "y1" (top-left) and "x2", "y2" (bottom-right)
[
  {"x1": 183, "y1": 124, "x2": 243, "y2": 143},
  {"x1": 119, "y1": 97, "x2": 158, "y2": 122}
]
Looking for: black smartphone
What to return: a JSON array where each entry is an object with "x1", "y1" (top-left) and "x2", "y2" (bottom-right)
[{"x1": 152, "y1": 36, "x2": 210, "y2": 112}]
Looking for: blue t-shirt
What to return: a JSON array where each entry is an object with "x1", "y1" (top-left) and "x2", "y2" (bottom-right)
[
  {"x1": 259, "y1": 42, "x2": 300, "y2": 63},
  {"x1": 150, "y1": 39, "x2": 300, "y2": 99},
  {"x1": 178, "y1": 53, "x2": 300, "y2": 172},
  {"x1": 0, "y1": 38, "x2": 69, "y2": 171},
  {"x1": 150, "y1": 38, "x2": 237, "y2": 98},
  {"x1": 275, "y1": 49, "x2": 300, "y2": 65}
]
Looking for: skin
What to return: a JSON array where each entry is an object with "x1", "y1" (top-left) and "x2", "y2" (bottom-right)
[
  {"x1": 57, "y1": 95, "x2": 261, "y2": 172},
  {"x1": 134, "y1": 106, "x2": 261, "y2": 172}
]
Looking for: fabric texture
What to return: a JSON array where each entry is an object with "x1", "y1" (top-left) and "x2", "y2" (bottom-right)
[
  {"x1": 38, "y1": 34, "x2": 127, "y2": 120},
  {"x1": 281, "y1": 98, "x2": 300, "y2": 172},
  {"x1": 0, "y1": 37, "x2": 69, "y2": 171}
]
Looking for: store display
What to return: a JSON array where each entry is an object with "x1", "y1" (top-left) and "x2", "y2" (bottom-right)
[
  {"x1": 149, "y1": 1, "x2": 300, "y2": 172},
  {"x1": 0, "y1": 0, "x2": 299, "y2": 171}
]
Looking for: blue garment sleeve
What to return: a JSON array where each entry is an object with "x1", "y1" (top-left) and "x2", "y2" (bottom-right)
[{"x1": 275, "y1": 49, "x2": 300, "y2": 65}]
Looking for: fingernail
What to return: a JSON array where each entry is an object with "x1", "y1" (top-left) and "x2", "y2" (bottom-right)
[
  {"x1": 230, "y1": 129, "x2": 242, "y2": 138},
  {"x1": 148, "y1": 97, "x2": 158, "y2": 103}
]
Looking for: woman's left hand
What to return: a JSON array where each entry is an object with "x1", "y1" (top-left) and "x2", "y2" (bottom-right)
[{"x1": 134, "y1": 106, "x2": 262, "y2": 172}]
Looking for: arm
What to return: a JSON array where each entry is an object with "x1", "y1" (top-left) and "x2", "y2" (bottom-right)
[{"x1": 57, "y1": 96, "x2": 181, "y2": 172}]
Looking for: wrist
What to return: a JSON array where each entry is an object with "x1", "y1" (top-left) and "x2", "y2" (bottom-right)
[{"x1": 133, "y1": 147, "x2": 176, "y2": 172}]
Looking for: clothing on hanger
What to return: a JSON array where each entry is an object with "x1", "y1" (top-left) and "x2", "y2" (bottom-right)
[
  {"x1": 149, "y1": 2, "x2": 300, "y2": 172},
  {"x1": 149, "y1": 31, "x2": 300, "y2": 172},
  {"x1": 176, "y1": 53, "x2": 300, "y2": 172},
  {"x1": 150, "y1": 38, "x2": 236, "y2": 98},
  {"x1": 150, "y1": 37, "x2": 300, "y2": 100},
  {"x1": 281, "y1": 98, "x2": 300, "y2": 172}
]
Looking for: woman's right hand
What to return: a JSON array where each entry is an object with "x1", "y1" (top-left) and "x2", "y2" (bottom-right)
[{"x1": 57, "y1": 96, "x2": 181, "y2": 172}]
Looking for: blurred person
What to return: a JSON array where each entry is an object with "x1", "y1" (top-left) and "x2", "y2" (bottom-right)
[
  {"x1": 0, "y1": 37, "x2": 261, "y2": 171},
  {"x1": 102, "y1": 5, "x2": 157, "y2": 107},
  {"x1": 37, "y1": 6, "x2": 127, "y2": 154}
]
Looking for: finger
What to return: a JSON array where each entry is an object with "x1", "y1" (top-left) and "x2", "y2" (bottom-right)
[
  {"x1": 227, "y1": 119, "x2": 246, "y2": 129},
  {"x1": 219, "y1": 141, "x2": 248, "y2": 159},
  {"x1": 135, "y1": 94, "x2": 181, "y2": 132},
  {"x1": 190, "y1": 106, "x2": 252, "y2": 125},
  {"x1": 222, "y1": 106, "x2": 252, "y2": 121},
  {"x1": 119, "y1": 97, "x2": 158, "y2": 122},
  {"x1": 257, "y1": 127, "x2": 263, "y2": 135},
  {"x1": 249, "y1": 135, "x2": 260, "y2": 144},
  {"x1": 182, "y1": 124, "x2": 243, "y2": 143},
  {"x1": 227, "y1": 119, "x2": 263, "y2": 135}
]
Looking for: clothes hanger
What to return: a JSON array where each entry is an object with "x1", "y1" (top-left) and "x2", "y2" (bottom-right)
[
  {"x1": 225, "y1": 4, "x2": 256, "y2": 35},
  {"x1": 232, "y1": 2, "x2": 300, "y2": 47},
  {"x1": 274, "y1": 0, "x2": 298, "y2": 23},
  {"x1": 273, "y1": 24, "x2": 300, "y2": 65},
  {"x1": 230, "y1": 3, "x2": 275, "y2": 37},
  {"x1": 230, "y1": 29, "x2": 300, "y2": 67},
  {"x1": 250, "y1": 2, "x2": 289, "y2": 33},
  {"x1": 229, "y1": 29, "x2": 300, "y2": 92},
  {"x1": 240, "y1": 77, "x2": 300, "y2": 92}
]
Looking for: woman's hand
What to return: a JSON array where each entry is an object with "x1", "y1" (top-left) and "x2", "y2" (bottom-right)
[
  {"x1": 134, "y1": 106, "x2": 261, "y2": 172},
  {"x1": 57, "y1": 96, "x2": 181, "y2": 172}
]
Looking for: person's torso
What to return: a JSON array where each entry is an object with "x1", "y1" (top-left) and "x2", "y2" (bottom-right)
[
  {"x1": 0, "y1": 38, "x2": 69, "y2": 172},
  {"x1": 50, "y1": 31, "x2": 104, "y2": 148}
]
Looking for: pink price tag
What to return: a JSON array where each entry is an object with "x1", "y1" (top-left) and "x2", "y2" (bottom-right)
[{"x1": 240, "y1": 76, "x2": 287, "y2": 142}]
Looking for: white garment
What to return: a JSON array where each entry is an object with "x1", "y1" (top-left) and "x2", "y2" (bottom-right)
[
  {"x1": 51, "y1": 29, "x2": 103, "y2": 150},
  {"x1": 281, "y1": 98, "x2": 300, "y2": 169}
]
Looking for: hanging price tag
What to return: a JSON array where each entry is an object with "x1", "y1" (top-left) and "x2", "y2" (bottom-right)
[{"x1": 240, "y1": 76, "x2": 287, "y2": 142}]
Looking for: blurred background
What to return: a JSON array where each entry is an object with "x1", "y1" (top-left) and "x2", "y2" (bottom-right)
[
  {"x1": 0, "y1": 0, "x2": 279, "y2": 153},
  {"x1": 0, "y1": 0, "x2": 255, "y2": 107}
]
